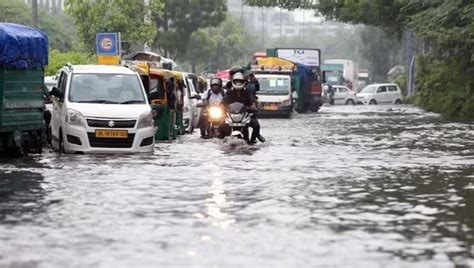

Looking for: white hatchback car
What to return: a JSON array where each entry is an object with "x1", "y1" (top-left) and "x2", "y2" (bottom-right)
[
  {"x1": 49, "y1": 65, "x2": 155, "y2": 154},
  {"x1": 357, "y1": 83, "x2": 403, "y2": 105},
  {"x1": 332, "y1": 85, "x2": 357, "y2": 105}
]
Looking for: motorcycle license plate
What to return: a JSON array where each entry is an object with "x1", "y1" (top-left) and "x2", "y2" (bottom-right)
[
  {"x1": 229, "y1": 123, "x2": 246, "y2": 127},
  {"x1": 95, "y1": 129, "x2": 128, "y2": 138},
  {"x1": 264, "y1": 105, "x2": 278, "y2": 111}
]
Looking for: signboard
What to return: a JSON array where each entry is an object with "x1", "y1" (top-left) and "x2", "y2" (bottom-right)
[
  {"x1": 96, "y1": 33, "x2": 119, "y2": 55},
  {"x1": 276, "y1": 49, "x2": 320, "y2": 67}
]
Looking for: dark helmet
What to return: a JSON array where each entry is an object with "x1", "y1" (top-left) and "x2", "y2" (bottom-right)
[
  {"x1": 210, "y1": 78, "x2": 223, "y2": 87},
  {"x1": 229, "y1": 66, "x2": 245, "y2": 77}
]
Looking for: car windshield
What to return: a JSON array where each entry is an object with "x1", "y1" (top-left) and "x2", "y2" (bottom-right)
[
  {"x1": 257, "y1": 76, "x2": 290, "y2": 95},
  {"x1": 69, "y1": 74, "x2": 145, "y2": 104},
  {"x1": 360, "y1": 85, "x2": 377, "y2": 94}
]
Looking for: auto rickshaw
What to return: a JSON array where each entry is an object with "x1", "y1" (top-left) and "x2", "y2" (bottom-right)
[
  {"x1": 197, "y1": 75, "x2": 207, "y2": 94},
  {"x1": 149, "y1": 68, "x2": 178, "y2": 141},
  {"x1": 131, "y1": 63, "x2": 177, "y2": 141}
]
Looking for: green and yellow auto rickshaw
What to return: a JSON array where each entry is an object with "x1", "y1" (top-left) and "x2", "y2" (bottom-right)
[
  {"x1": 132, "y1": 63, "x2": 177, "y2": 141},
  {"x1": 149, "y1": 68, "x2": 178, "y2": 141}
]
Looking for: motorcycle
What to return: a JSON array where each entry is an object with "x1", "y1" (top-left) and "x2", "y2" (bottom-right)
[{"x1": 224, "y1": 102, "x2": 253, "y2": 142}]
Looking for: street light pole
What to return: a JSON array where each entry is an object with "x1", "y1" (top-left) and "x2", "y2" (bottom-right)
[{"x1": 31, "y1": 0, "x2": 38, "y2": 28}]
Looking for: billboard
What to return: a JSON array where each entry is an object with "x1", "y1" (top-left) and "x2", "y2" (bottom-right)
[{"x1": 276, "y1": 49, "x2": 320, "y2": 67}]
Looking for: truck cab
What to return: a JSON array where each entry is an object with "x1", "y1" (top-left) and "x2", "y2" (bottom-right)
[{"x1": 254, "y1": 73, "x2": 293, "y2": 118}]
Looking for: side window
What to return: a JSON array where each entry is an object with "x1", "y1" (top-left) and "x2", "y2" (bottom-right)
[
  {"x1": 377, "y1": 86, "x2": 387, "y2": 93},
  {"x1": 149, "y1": 78, "x2": 165, "y2": 100},
  {"x1": 339, "y1": 87, "x2": 348, "y2": 93},
  {"x1": 57, "y1": 71, "x2": 67, "y2": 91},
  {"x1": 388, "y1": 86, "x2": 398, "y2": 92}
]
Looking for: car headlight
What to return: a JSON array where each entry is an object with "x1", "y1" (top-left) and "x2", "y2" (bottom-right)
[
  {"x1": 66, "y1": 109, "x2": 84, "y2": 127},
  {"x1": 137, "y1": 111, "x2": 154, "y2": 129},
  {"x1": 280, "y1": 98, "x2": 291, "y2": 106},
  {"x1": 209, "y1": 106, "x2": 223, "y2": 119}
]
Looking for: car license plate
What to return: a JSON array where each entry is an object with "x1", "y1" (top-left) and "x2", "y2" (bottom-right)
[
  {"x1": 95, "y1": 129, "x2": 128, "y2": 138},
  {"x1": 264, "y1": 105, "x2": 278, "y2": 111}
]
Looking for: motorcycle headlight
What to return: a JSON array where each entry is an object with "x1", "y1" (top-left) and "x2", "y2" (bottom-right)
[
  {"x1": 66, "y1": 109, "x2": 85, "y2": 127},
  {"x1": 209, "y1": 106, "x2": 223, "y2": 119},
  {"x1": 137, "y1": 111, "x2": 154, "y2": 129}
]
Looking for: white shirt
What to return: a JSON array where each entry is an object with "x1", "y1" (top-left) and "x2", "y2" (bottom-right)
[{"x1": 202, "y1": 89, "x2": 224, "y2": 106}]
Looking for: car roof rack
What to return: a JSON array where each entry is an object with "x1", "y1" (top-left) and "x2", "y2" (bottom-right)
[{"x1": 65, "y1": 62, "x2": 73, "y2": 71}]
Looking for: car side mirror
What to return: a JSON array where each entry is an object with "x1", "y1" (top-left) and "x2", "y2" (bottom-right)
[
  {"x1": 49, "y1": 87, "x2": 63, "y2": 100},
  {"x1": 190, "y1": 94, "x2": 201, "y2": 100}
]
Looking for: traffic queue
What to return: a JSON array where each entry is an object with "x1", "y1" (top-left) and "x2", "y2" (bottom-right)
[{"x1": 0, "y1": 22, "x2": 402, "y2": 157}]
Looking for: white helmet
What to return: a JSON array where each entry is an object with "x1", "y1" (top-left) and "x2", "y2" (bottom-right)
[{"x1": 231, "y1": 72, "x2": 245, "y2": 90}]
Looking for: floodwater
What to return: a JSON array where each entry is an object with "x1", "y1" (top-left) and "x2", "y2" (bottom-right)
[{"x1": 0, "y1": 105, "x2": 473, "y2": 267}]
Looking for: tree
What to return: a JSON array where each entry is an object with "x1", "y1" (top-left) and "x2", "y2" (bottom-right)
[
  {"x1": 66, "y1": 0, "x2": 162, "y2": 54},
  {"x1": 153, "y1": 0, "x2": 227, "y2": 61},
  {"x1": 209, "y1": 16, "x2": 258, "y2": 71},
  {"x1": 188, "y1": 29, "x2": 217, "y2": 72},
  {"x1": 46, "y1": 50, "x2": 95, "y2": 76}
]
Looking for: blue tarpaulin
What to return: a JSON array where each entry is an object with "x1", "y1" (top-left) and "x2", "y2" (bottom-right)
[{"x1": 0, "y1": 23, "x2": 48, "y2": 68}]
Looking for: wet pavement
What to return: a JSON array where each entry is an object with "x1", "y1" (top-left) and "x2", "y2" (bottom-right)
[{"x1": 0, "y1": 105, "x2": 473, "y2": 267}]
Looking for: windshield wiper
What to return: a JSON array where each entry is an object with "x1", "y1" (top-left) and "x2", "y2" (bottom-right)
[
  {"x1": 120, "y1": 100, "x2": 145, "y2": 104},
  {"x1": 77, "y1": 100, "x2": 118, "y2": 104}
]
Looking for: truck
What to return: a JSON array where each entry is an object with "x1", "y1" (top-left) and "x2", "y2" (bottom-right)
[
  {"x1": 323, "y1": 59, "x2": 358, "y2": 92},
  {"x1": 251, "y1": 57, "x2": 295, "y2": 118},
  {"x1": 321, "y1": 63, "x2": 344, "y2": 86},
  {"x1": 266, "y1": 48, "x2": 323, "y2": 112},
  {"x1": 0, "y1": 23, "x2": 48, "y2": 156}
]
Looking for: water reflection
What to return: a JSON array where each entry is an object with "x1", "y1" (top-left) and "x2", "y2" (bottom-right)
[
  {"x1": 0, "y1": 170, "x2": 46, "y2": 224},
  {"x1": 0, "y1": 105, "x2": 472, "y2": 266}
]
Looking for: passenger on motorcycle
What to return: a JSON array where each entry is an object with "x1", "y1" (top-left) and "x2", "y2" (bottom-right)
[
  {"x1": 199, "y1": 78, "x2": 225, "y2": 138},
  {"x1": 222, "y1": 72, "x2": 262, "y2": 144}
]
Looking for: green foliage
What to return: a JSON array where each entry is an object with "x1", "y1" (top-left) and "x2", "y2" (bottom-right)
[
  {"x1": 181, "y1": 16, "x2": 257, "y2": 73},
  {"x1": 0, "y1": 0, "x2": 78, "y2": 51},
  {"x1": 45, "y1": 50, "x2": 96, "y2": 76},
  {"x1": 413, "y1": 55, "x2": 473, "y2": 117},
  {"x1": 154, "y1": 0, "x2": 227, "y2": 61},
  {"x1": 66, "y1": 0, "x2": 162, "y2": 54},
  {"x1": 188, "y1": 29, "x2": 217, "y2": 71},
  {"x1": 210, "y1": 16, "x2": 258, "y2": 71}
]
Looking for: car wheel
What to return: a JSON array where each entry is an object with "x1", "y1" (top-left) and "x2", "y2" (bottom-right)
[
  {"x1": 345, "y1": 99, "x2": 355, "y2": 105},
  {"x1": 395, "y1": 99, "x2": 403, "y2": 105},
  {"x1": 369, "y1": 99, "x2": 377, "y2": 105}
]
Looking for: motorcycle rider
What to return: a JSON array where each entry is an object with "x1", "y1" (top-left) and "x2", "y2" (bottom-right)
[
  {"x1": 199, "y1": 78, "x2": 225, "y2": 138},
  {"x1": 223, "y1": 71, "x2": 262, "y2": 144}
]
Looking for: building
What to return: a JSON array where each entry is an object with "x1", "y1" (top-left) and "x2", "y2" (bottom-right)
[
  {"x1": 226, "y1": 0, "x2": 327, "y2": 41},
  {"x1": 24, "y1": 0, "x2": 65, "y2": 12}
]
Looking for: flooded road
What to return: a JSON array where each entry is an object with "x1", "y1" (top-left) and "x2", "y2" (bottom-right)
[{"x1": 1, "y1": 105, "x2": 473, "y2": 267}]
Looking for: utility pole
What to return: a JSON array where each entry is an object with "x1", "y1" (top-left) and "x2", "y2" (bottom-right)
[
  {"x1": 279, "y1": 8, "x2": 282, "y2": 42},
  {"x1": 240, "y1": 0, "x2": 244, "y2": 23},
  {"x1": 261, "y1": 7, "x2": 264, "y2": 48},
  {"x1": 31, "y1": 0, "x2": 38, "y2": 28}
]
